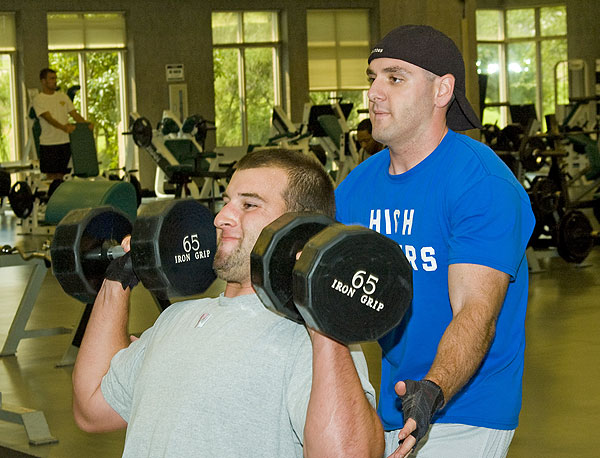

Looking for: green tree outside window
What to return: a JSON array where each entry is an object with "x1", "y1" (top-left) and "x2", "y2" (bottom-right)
[{"x1": 48, "y1": 51, "x2": 121, "y2": 169}]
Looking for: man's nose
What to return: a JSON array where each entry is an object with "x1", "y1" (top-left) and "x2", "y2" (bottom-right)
[{"x1": 214, "y1": 201, "x2": 236, "y2": 228}]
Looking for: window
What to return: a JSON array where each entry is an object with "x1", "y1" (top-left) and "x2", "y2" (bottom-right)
[
  {"x1": 212, "y1": 11, "x2": 280, "y2": 147},
  {"x1": 47, "y1": 13, "x2": 127, "y2": 170},
  {"x1": 307, "y1": 9, "x2": 370, "y2": 128},
  {"x1": 0, "y1": 13, "x2": 17, "y2": 162},
  {"x1": 476, "y1": 6, "x2": 567, "y2": 128}
]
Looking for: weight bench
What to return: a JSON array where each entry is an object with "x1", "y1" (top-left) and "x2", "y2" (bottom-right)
[
  {"x1": 45, "y1": 179, "x2": 138, "y2": 225},
  {"x1": 11, "y1": 123, "x2": 138, "y2": 234},
  {"x1": 0, "y1": 248, "x2": 71, "y2": 357},
  {"x1": 0, "y1": 392, "x2": 58, "y2": 445},
  {"x1": 0, "y1": 248, "x2": 63, "y2": 446}
]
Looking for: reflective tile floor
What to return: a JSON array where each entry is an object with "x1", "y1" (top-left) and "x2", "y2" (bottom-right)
[{"x1": 0, "y1": 211, "x2": 598, "y2": 457}]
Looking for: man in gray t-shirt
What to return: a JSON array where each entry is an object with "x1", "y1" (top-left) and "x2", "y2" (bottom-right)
[{"x1": 72, "y1": 149, "x2": 384, "y2": 457}]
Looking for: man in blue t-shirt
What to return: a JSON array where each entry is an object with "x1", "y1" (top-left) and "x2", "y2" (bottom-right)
[{"x1": 335, "y1": 25, "x2": 535, "y2": 458}]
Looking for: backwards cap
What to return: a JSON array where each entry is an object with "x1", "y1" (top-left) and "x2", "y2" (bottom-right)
[{"x1": 369, "y1": 25, "x2": 481, "y2": 131}]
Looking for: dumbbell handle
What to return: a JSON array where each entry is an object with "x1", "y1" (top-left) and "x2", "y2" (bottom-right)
[{"x1": 83, "y1": 243, "x2": 126, "y2": 261}]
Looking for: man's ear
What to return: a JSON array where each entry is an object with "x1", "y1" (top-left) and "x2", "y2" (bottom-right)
[{"x1": 436, "y1": 74, "x2": 455, "y2": 109}]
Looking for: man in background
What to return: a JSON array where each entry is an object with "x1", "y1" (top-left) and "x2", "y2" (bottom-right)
[
  {"x1": 356, "y1": 118, "x2": 384, "y2": 163},
  {"x1": 33, "y1": 68, "x2": 92, "y2": 180}
]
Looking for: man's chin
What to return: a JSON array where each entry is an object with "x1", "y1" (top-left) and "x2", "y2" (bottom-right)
[{"x1": 214, "y1": 267, "x2": 247, "y2": 285}]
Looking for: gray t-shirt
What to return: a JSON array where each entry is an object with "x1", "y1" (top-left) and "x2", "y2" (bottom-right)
[{"x1": 101, "y1": 293, "x2": 375, "y2": 457}]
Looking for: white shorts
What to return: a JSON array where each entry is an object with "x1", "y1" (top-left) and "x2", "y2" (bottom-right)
[{"x1": 384, "y1": 423, "x2": 515, "y2": 458}]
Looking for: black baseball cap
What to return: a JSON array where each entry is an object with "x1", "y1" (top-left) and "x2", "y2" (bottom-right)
[{"x1": 368, "y1": 25, "x2": 482, "y2": 131}]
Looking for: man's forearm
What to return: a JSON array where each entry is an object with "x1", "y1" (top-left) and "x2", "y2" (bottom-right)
[
  {"x1": 426, "y1": 264, "x2": 509, "y2": 403},
  {"x1": 40, "y1": 112, "x2": 69, "y2": 132},
  {"x1": 425, "y1": 305, "x2": 497, "y2": 402},
  {"x1": 72, "y1": 280, "x2": 131, "y2": 422},
  {"x1": 304, "y1": 332, "x2": 384, "y2": 458},
  {"x1": 70, "y1": 111, "x2": 87, "y2": 124}
]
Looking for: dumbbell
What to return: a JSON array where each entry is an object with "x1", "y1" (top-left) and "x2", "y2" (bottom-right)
[
  {"x1": 251, "y1": 212, "x2": 413, "y2": 344},
  {"x1": 50, "y1": 199, "x2": 217, "y2": 303}
]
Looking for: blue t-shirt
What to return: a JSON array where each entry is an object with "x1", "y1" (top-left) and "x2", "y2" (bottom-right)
[{"x1": 335, "y1": 130, "x2": 535, "y2": 430}]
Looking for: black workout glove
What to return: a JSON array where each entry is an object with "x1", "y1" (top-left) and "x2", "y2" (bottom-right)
[
  {"x1": 400, "y1": 379, "x2": 445, "y2": 445},
  {"x1": 104, "y1": 252, "x2": 139, "y2": 291}
]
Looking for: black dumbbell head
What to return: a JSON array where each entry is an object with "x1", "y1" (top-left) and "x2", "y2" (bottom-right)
[
  {"x1": 251, "y1": 212, "x2": 335, "y2": 323},
  {"x1": 51, "y1": 206, "x2": 133, "y2": 304},
  {"x1": 131, "y1": 199, "x2": 216, "y2": 298},
  {"x1": 293, "y1": 224, "x2": 413, "y2": 344}
]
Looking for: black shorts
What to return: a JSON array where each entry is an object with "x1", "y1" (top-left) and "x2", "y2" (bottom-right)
[{"x1": 39, "y1": 143, "x2": 71, "y2": 174}]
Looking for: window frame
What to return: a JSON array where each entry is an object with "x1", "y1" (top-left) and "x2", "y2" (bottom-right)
[
  {"x1": 476, "y1": 5, "x2": 568, "y2": 128},
  {"x1": 46, "y1": 12, "x2": 128, "y2": 170},
  {"x1": 0, "y1": 52, "x2": 18, "y2": 161},
  {"x1": 211, "y1": 10, "x2": 281, "y2": 147},
  {"x1": 0, "y1": 12, "x2": 18, "y2": 161},
  {"x1": 306, "y1": 9, "x2": 371, "y2": 127}
]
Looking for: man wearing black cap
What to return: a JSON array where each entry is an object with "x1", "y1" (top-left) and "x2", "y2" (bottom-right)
[{"x1": 335, "y1": 25, "x2": 535, "y2": 458}]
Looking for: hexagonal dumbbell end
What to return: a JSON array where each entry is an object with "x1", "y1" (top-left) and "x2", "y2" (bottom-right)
[
  {"x1": 131, "y1": 199, "x2": 217, "y2": 299},
  {"x1": 251, "y1": 212, "x2": 335, "y2": 323},
  {"x1": 51, "y1": 206, "x2": 133, "y2": 304},
  {"x1": 292, "y1": 224, "x2": 413, "y2": 344}
]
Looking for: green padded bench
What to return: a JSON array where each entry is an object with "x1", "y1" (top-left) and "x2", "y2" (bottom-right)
[{"x1": 45, "y1": 180, "x2": 138, "y2": 225}]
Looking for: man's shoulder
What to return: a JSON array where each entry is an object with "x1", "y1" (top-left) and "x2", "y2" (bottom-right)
[
  {"x1": 34, "y1": 91, "x2": 70, "y2": 103},
  {"x1": 448, "y1": 130, "x2": 493, "y2": 157},
  {"x1": 32, "y1": 91, "x2": 46, "y2": 103},
  {"x1": 448, "y1": 131, "x2": 519, "y2": 183},
  {"x1": 338, "y1": 150, "x2": 387, "y2": 190}
]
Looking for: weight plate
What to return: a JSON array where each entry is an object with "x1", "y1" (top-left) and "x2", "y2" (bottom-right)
[
  {"x1": 8, "y1": 181, "x2": 34, "y2": 219},
  {"x1": 131, "y1": 199, "x2": 216, "y2": 298},
  {"x1": 51, "y1": 206, "x2": 133, "y2": 304},
  {"x1": 520, "y1": 137, "x2": 547, "y2": 172},
  {"x1": 529, "y1": 176, "x2": 560, "y2": 216},
  {"x1": 251, "y1": 212, "x2": 335, "y2": 323},
  {"x1": 293, "y1": 225, "x2": 413, "y2": 344},
  {"x1": 132, "y1": 117, "x2": 153, "y2": 148},
  {"x1": 556, "y1": 210, "x2": 594, "y2": 264}
]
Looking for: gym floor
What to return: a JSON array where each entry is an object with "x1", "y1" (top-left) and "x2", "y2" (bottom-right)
[{"x1": 0, "y1": 209, "x2": 599, "y2": 458}]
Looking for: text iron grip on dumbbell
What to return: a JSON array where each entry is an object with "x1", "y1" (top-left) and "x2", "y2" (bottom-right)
[
  {"x1": 51, "y1": 200, "x2": 217, "y2": 304},
  {"x1": 251, "y1": 212, "x2": 414, "y2": 344},
  {"x1": 130, "y1": 199, "x2": 217, "y2": 299},
  {"x1": 292, "y1": 224, "x2": 413, "y2": 344}
]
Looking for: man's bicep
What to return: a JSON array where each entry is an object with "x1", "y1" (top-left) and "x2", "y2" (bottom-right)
[
  {"x1": 447, "y1": 176, "x2": 533, "y2": 278},
  {"x1": 75, "y1": 384, "x2": 128, "y2": 432},
  {"x1": 447, "y1": 263, "x2": 509, "y2": 317},
  {"x1": 98, "y1": 336, "x2": 149, "y2": 425}
]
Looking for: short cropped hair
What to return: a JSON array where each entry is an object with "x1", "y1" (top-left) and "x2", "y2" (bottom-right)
[
  {"x1": 39, "y1": 68, "x2": 56, "y2": 80},
  {"x1": 235, "y1": 148, "x2": 335, "y2": 219},
  {"x1": 357, "y1": 118, "x2": 372, "y2": 134}
]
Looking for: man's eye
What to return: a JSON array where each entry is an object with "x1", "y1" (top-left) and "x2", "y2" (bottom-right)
[
  {"x1": 391, "y1": 76, "x2": 403, "y2": 83},
  {"x1": 367, "y1": 76, "x2": 375, "y2": 84},
  {"x1": 243, "y1": 202, "x2": 257, "y2": 209}
]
